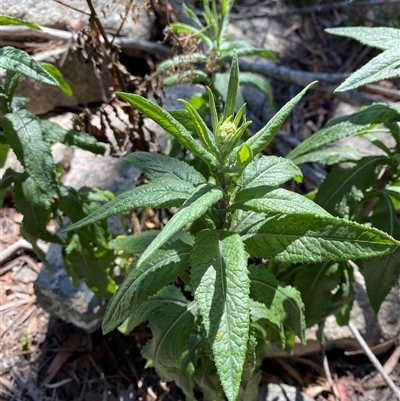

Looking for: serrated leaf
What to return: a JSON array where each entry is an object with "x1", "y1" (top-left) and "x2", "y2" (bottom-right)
[
  {"x1": 315, "y1": 156, "x2": 388, "y2": 218},
  {"x1": 116, "y1": 92, "x2": 217, "y2": 168},
  {"x1": 245, "y1": 82, "x2": 315, "y2": 156},
  {"x1": 249, "y1": 265, "x2": 305, "y2": 341},
  {"x1": 291, "y1": 146, "x2": 361, "y2": 165},
  {"x1": 103, "y1": 246, "x2": 191, "y2": 333},
  {"x1": 1, "y1": 109, "x2": 59, "y2": 197},
  {"x1": 65, "y1": 179, "x2": 195, "y2": 232},
  {"x1": 293, "y1": 262, "x2": 342, "y2": 326},
  {"x1": 191, "y1": 230, "x2": 250, "y2": 401},
  {"x1": 335, "y1": 47, "x2": 400, "y2": 92},
  {"x1": 287, "y1": 103, "x2": 400, "y2": 160},
  {"x1": 230, "y1": 209, "x2": 268, "y2": 235},
  {"x1": 138, "y1": 184, "x2": 223, "y2": 266},
  {"x1": 142, "y1": 301, "x2": 196, "y2": 381},
  {"x1": 13, "y1": 175, "x2": 62, "y2": 244},
  {"x1": 239, "y1": 156, "x2": 303, "y2": 189},
  {"x1": 124, "y1": 151, "x2": 206, "y2": 185},
  {"x1": 243, "y1": 213, "x2": 400, "y2": 263},
  {"x1": 41, "y1": 63, "x2": 72, "y2": 96},
  {"x1": 0, "y1": 15, "x2": 40, "y2": 29},
  {"x1": 40, "y1": 120, "x2": 105, "y2": 154},
  {"x1": 119, "y1": 285, "x2": 189, "y2": 334},
  {"x1": 0, "y1": 47, "x2": 58, "y2": 85},
  {"x1": 231, "y1": 186, "x2": 332, "y2": 217},
  {"x1": 326, "y1": 27, "x2": 400, "y2": 51}
]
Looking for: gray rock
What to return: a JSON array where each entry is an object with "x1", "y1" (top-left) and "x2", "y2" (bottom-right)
[
  {"x1": 34, "y1": 244, "x2": 106, "y2": 333},
  {"x1": 2, "y1": 0, "x2": 152, "y2": 39},
  {"x1": 258, "y1": 384, "x2": 314, "y2": 401}
]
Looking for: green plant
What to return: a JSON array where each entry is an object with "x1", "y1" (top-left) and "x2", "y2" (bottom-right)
[
  {"x1": 157, "y1": 0, "x2": 277, "y2": 116},
  {"x1": 0, "y1": 16, "x2": 120, "y2": 300},
  {"x1": 283, "y1": 26, "x2": 400, "y2": 322},
  {"x1": 67, "y1": 52, "x2": 400, "y2": 401}
]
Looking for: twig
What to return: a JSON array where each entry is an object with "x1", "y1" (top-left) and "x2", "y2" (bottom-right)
[
  {"x1": 0, "y1": 239, "x2": 33, "y2": 265},
  {"x1": 348, "y1": 321, "x2": 400, "y2": 400},
  {"x1": 321, "y1": 342, "x2": 340, "y2": 401},
  {"x1": 52, "y1": 0, "x2": 90, "y2": 16},
  {"x1": 231, "y1": 0, "x2": 400, "y2": 19}
]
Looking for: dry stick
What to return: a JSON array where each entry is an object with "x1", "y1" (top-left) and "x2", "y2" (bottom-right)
[{"x1": 348, "y1": 321, "x2": 400, "y2": 400}]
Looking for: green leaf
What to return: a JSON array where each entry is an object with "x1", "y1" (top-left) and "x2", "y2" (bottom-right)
[
  {"x1": 142, "y1": 301, "x2": 196, "y2": 381},
  {"x1": 213, "y1": 72, "x2": 244, "y2": 114},
  {"x1": 65, "y1": 179, "x2": 195, "y2": 232},
  {"x1": 191, "y1": 230, "x2": 250, "y2": 401},
  {"x1": 1, "y1": 110, "x2": 58, "y2": 198},
  {"x1": 230, "y1": 209, "x2": 268, "y2": 235},
  {"x1": 236, "y1": 143, "x2": 252, "y2": 168},
  {"x1": 40, "y1": 62, "x2": 73, "y2": 96},
  {"x1": 163, "y1": 70, "x2": 210, "y2": 86},
  {"x1": 207, "y1": 87, "x2": 219, "y2": 134},
  {"x1": 13, "y1": 175, "x2": 62, "y2": 244},
  {"x1": 0, "y1": 167, "x2": 21, "y2": 207},
  {"x1": 249, "y1": 265, "x2": 305, "y2": 341},
  {"x1": 224, "y1": 51, "x2": 239, "y2": 120},
  {"x1": 170, "y1": 22, "x2": 214, "y2": 49},
  {"x1": 119, "y1": 285, "x2": 189, "y2": 334},
  {"x1": 245, "y1": 82, "x2": 316, "y2": 156},
  {"x1": 231, "y1": 186, "x2": 332, "y2": 217},
  {"x1": 138, "y1": 184, "x2": 223, "y2": 266},
  {"x1": 0, "y1": 15, "x2": 40, "y2": 29},
  {"x1": 219, "y1": 41, "x2": 278, "y2": 63},
  {"x1": 179, "y1": 99, "x2": 219, "y2": 156},
  {"x1": 239, "y1": 156, "x2": 303, "y2": 189},
  {"x1": 103, "y1": 246, "x2": 191, "y2": 333},
  {"x1": 64, "y1": 233, "x2": 115, "y2": 300},
  {"x1": 335, "y1": 47, "x2": 400, "y2": 92},
  {"x1": 156, "y1": 53, "x2": 209, "y2": 75},
  {"x1": 361, "y1": 248, "x2": 400, "y2": 314},
  {"x1": 123, "y1": 151, "x2": 206, "y2": 185},
  {"x1": 0, "y1": 143, "x2": 10, "y2": 168},
  {"x1": 0, "y1": 47, "x2": 58, "y2": 85},
  {"x1": 40, "y1": 120, "x2": 105, "y2": 154},
  {"x1": 315, "y1": 156, "x2": 388, "y2": 218},
  {"x1": 293, "y1": 262, "x2": 343, "y2": 326},
  {"x1": 183, "y1": 4, "x2": 206, "y2": 29},
  {"x1": 291, "y1": 146, "x2": 361, "y2": 165},
  {"x1": 238, "y1": 72, "x2": 274, "y2": 114},
  {"x1": 287, "y1": 103, "x2": 400, "y2": 160},
  {"x1": 326, "y1": 27, "x2": 400, "y2": 51},
  {"x1": 243, "y1": 213, "x2": 400, "y2": 263},
  {"x1": 116, "y1": 92, "x2": 217, "y2": 168}
]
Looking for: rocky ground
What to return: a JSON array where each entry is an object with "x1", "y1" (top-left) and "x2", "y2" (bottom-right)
[{"x1": 1, "y1": 0, "x2": 400, "y2": 400}]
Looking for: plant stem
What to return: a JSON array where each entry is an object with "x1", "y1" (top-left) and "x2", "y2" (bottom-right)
[{"x1": 348, "y1": 321, "x2": 400, "y2": 400}]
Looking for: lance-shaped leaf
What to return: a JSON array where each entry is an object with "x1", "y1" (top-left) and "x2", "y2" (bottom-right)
[
  {"x1": 156, "y1": 53, "x2": 209, "y2": 75},
  {"x1": 138, "y1": 184, "x2": 223, "y2": 266},
  {"x1": 287, "y1": 103, "x2": 400, "y2": 160},
  {"x1": 360, "y1": 194, "x2": 400, "y2": 313},
  {"x1": 244, "y1": 82, "x2": 315, "y2": 155},
  {"x1": 179, "y1": 99, "x2": 219, "y2": 156},
  {"x1": 103, "y1": 246, "x2": 191, "y2": 333},
  {"x1": 243, "y1": 213, "x2": 400, "y2": 264},
  {"x1": 41, "y1": 63, "x2": 72, "y2": 96},
  {"x1": 116, "y1": 92, "x2": 217, "y2": 168},
  {"x1": 119, "y1": 285, "x2": 190, "y2": 334},
  {"x1": 238, "y1": 156, "x2": 303, "y2": 189},
  {"x1": 191, "y1": 230, "x2": 250, "y2": 401},
  {"x1": 0, "y1": 47, "x2": 58, "y2": 85},
  {"x1": 65, "y1": 179, "x2": 195, "y2": 232},
  {"x1": 224, "y1": 51, "x2": 239, "y2": 119},
  {"x1": 142, "y1": 301, "x2": 197, "y2": 381},
  {"x1": 214, "y1": 72, "x2": 245, "y2": 114},
  {"x1": 291, "y1": 146, "x2": 361, "y2": 166},
  {"x1": 231, "y1": 186, "x2": 331, "y2": 217},
  {"x1": 335, "y1": 47, "x2": 400, "y2": 92},
  {"x1": 326, "y1": 27, "x2": 400, "y2": 51},
  {"x1": 163, "y1": 70, "x2": 209, "y2": 86},
  {"x1": 220, "y1": 41, "x2": 278, "y2": 63},
  {"x1": 315, "y1": 156, "x2": 388, "y2": 218},
  {"x1": 40, "y1": 120, "x2": 105, "y2": 154},
  {"x1": 1, "y1": 109, "x2": 58, "y2": 197},
  {"x1": 0, "y1": 15, "x2": 40, "y2": 29},
  {"x1": 124, "y1": 151, "x2": 206, "y2": 185},
  {"x1": 249, "y1": 265, "x2": 305, "y2": 341}
]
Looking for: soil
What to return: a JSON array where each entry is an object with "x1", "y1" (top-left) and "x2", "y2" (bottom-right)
[{"x1": 1, "y1": 0, "x2": 400, "y2": 400}]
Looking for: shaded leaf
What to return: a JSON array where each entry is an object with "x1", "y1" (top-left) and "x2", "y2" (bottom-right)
[{"x1": 291, "y1": 146, "x2": 361, "y2": 165}]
